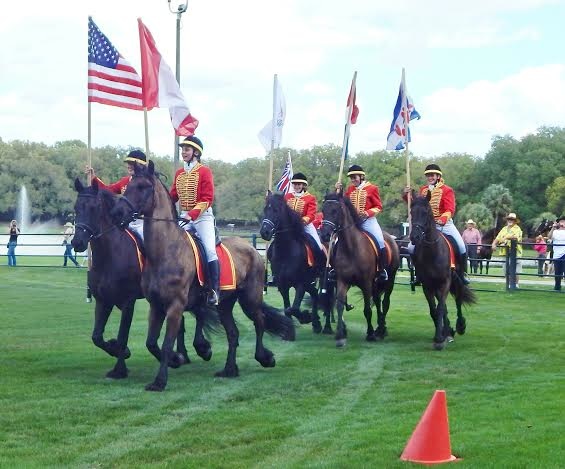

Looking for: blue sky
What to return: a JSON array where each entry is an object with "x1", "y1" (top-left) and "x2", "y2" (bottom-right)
[{"x1": 1, "y1": 0, "x2": 564, "y2": 163}]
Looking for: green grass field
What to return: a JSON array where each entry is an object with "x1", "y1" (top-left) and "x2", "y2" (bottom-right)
[{"x1": 0, "y1": 266, "x2": 563, "y2": 468}]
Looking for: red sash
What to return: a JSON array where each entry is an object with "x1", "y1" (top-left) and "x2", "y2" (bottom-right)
[{"x1": 124, "y1": 230, "x2": 144, "y2": 271}]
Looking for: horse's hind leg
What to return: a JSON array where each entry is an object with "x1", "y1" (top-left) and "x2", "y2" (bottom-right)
[
  {"x1": 146, "y1": 301, "x2": 184, "y2": 392},
  {"x1": 106, "y1": 300, "x2": 135, "y2": 379},
  {"x1": 363, "y1": 286, "x2": 376, "y2": 342},
  {"x1": 307, "y1": 282, "x2": 323, "y2": 334},
  {"x1": 216, "y1": 295, "x2": 240, "y2": 378},
  {"x1": 172, "y1": 315, "x2": 191, "y2": 366},
  {"x1": 145, "y1": 305, "x2": 165, "y2": 363},
  {"x1": 422, "y1": 286, "x2": 445, "y2": 350}
]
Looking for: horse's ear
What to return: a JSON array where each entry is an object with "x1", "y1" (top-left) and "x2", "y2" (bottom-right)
[
  {"x1": 91, "y1": 178, "x2": 99, "y2": 193},
  {"x1": 411, "y1": 189, "x2": 418, "y2": 201},
  {"x1": 148, "y1": 160, "x2": 155, "y2": 175},
  {"x1": 425, "y1": 190, "x2": 432, "y2": 202},
  {"x1": 266, "y1": 189, "x2": 272, "y2": 199},
  {"x1": 74, "y1": 177, "x2": 84, "y2": 193}
]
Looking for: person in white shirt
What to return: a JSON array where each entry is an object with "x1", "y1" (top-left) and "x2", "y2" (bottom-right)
[{"x1": 548, "y1": 215, "x2": 565, "y2": 291}]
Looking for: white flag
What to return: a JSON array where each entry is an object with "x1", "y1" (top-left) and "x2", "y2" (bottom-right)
[{"x1": 258, "y1": 77, "x2": 286, "y2": 152}]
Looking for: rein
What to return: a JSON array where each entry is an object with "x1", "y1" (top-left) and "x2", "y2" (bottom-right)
[
  {"x1": 411, "y1": 222, "x2": 440, "y2": 245},
  {"x1": 75, "y1": 193, "x2": 119, "y2": 240}
]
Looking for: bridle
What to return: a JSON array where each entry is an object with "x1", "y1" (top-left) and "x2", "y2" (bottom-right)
[
  {"x1": 321, "y1": 199, "x2": 355, "y2": 234},
  {"x1": 75, "y1": 193, "x2": 117, "y2": 240},
  {"x1": 411, "y1": 222, "x2": 440, "y2": 245}
]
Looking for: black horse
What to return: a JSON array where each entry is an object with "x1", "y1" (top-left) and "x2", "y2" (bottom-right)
[
  {"x1": 72, "y1": 179, "x2": 214, "y2": 379},
  {"x1": 409, "y1": 193, "x2": 475, "y2": 350},
  {"x1": 320, "y1": 193, "x2": 400, "y2": 347},
  {"x1": 260, "y1": 192, "x2": 332, "y2": 334},
  {"x1": 476, "y1": 227, "x2": 496, "y2": 275}
]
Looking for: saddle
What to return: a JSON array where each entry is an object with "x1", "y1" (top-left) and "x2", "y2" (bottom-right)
[
  {"x1": 438, "y1": 232, "x2": 457, "y2": 269},
  {"x1": 183, "y1": 230, "x2": 237, "y2": 291}
]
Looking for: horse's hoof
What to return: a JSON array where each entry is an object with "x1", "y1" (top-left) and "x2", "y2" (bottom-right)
[
  {"x1": 456, "y1": 317, "x2": 467, "y2": 335},
  {"x1": 106, "y1": 367, "x2": 128, "y2": 379},
  {"x1": 312, "y1": 322, "x2": 322, "y2": 334},
  {"x1": 336, "y1": 338, "x2": 347, "y2": 348},
  {"x1": 366, "y1": 333, "x2": 377, "y2": 342},
  {"x1": 198, "y1": 348, "x2": 213, "y2": 362},
  {"x1": 168, "y1": 352, "x2": 186, "y2": 369},
  {"x1": 433, "y1": 341, "x2": 446, "y2": 351},
  {"x1": 106, "y1": 339, "x2": 131, "y2": 359},
  {"x1": 295, "y1": 310, "x2": 313, "y2": 324},
  {"x1": 145, "y1": 381, "x2": 166, "y2": 392},
  {"x1": 215, "y1": 366, "x2": 239, "y2": 378},
  {"x1": 322, "y1": 326, "x2": 333, "y2": 335},
  {"x1": 447, "y1": 335, "x2": 455, "y2": 343},
  {"x1": 256, "y1": 352, "x2": 276, "y2": 368}
]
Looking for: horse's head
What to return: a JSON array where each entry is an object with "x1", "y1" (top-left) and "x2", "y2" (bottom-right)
[
  {"x1": 409, "y1": 193, "x2": 436, "y2": 246},
  {"x1": 110, "y1": 161, "x2": 156, "y2": 228},
  {"x1": 320, "y1": 192, "x2": 345, "y2": 242},
  {"x1": 72, "y1": 178, "x2": 101, "y2": 252},
  {"x1": 534, "y1": 219, "x2": 552, "y2": 237},
  {"x1": 260, "y1": 191, "x2": 287, "y2": 241}
]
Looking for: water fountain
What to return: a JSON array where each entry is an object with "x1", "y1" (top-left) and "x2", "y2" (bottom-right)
[{"x1": 16, "y1": 185, "x2": 31, "y2": 232}]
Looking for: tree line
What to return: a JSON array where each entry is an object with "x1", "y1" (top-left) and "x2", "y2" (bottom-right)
[{"x1": 1, "y1": 127, "x2": 564, "y2": 235}]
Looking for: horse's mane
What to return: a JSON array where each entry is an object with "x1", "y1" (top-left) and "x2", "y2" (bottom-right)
[
  {"x1": 133, "y1": 164, "x2": 178, "y2": 219},
  {"x1": 270, "y1": 193, "x2": 308, "y2": 241},
  {"x1": 324, "y1": 192, "x2": 362, "y2": 228}
]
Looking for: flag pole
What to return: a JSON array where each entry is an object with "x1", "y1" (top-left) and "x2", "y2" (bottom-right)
[
  {"x1": 337, "y1": 71, "x2": 357, "y2": 189},
  {"x1": 267, "y1": 73, "x2": 277, "y2": 191},
  {"x1": 143, "y1": 108, "x2": 150, "y2": 157},
  {"x1": 86, "y1": 101, "x2": 93, "y2": 303},
  {"x1": 401, "y1": 68, "x2": 412, "y2": 230}
]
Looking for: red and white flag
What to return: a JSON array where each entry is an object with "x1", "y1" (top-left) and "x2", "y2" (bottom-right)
[
  {"x1": 88, "y1": 17, "x2": 143, "y2": 110},
  {"x1": 138, "y1": 18, "x2": 199, "y2": 136}
]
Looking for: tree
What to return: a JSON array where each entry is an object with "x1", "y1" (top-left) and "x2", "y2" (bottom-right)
[
  {"x1": 456, "y1": 203, "x2": 492, "y2": 231},
  {"x1": 546, "y1": 176, "x2": 565, "y2": 216},
  {"x1": 481, "y1": 184, "x2": 513, "y2": 229}
]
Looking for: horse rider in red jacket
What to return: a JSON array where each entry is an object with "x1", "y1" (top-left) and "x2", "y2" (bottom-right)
[
  {"x1": 86, "y1": 149, "x2": 147, "y2": 240},
  {"x1": 336, "y1": 164, "x2": 388, "y2": 281},
  {"x1": 284, "y1": 173, "x2": 326, "y2": 271},
  {"x1": 170, "y1": 136, "x2": 219, "y2": 305},
  {"x1": 403, "y1": 163, "x2": 469, "y2": 284}
]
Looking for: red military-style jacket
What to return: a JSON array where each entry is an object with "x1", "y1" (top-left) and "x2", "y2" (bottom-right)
[
  {"x1": 170, "y1": 162, "x2": 215, "y2": 221},
  {"x1": 417, "y1": 180, "x2": 456, "y2": 225},
  {"x1": 284, "y1": 191, "x2": 317, "y2": 225},
  {"x1": 345, "y1": 182, "x2": 382, "y2": 218},
  {"x1": 93, "y1": 175, "x2": 131, "y2": 194}
]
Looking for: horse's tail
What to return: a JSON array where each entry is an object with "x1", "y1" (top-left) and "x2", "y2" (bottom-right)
[
  {"x1": 190, "y1": 304, "x2": 223, "y2": 336},
  {"x1": 450, "y1": 272, "x2": 476, "y2": 305},
  {"x1": 257, "y1": 302, "x2": 296, "y2": 342}
]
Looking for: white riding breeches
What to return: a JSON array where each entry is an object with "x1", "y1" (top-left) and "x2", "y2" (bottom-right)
[
  {"x1": 304, "y1": 223, "x2": 324, "y2": 250},
  {"x1": 407, "y1": 220, "x2": 466, "y2": 254},
  {"x1": 128, "y1": 219, "x2": 144, "y2": 241},
  {"x1": 361, "y1": 216, "x2": 385, "y2": 249},
  {"x1": 180, "y1": 208, "x2": 218, "y2": 261}
]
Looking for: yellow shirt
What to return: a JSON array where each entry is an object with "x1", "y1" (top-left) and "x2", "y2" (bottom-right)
[{"x1": 494, "y1": 224, "x2": 523, "y2": 257}]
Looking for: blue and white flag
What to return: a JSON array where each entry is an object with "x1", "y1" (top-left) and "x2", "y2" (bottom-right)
[{"x1": 386, "y1": 74, "x2": 421, "y2": 151}]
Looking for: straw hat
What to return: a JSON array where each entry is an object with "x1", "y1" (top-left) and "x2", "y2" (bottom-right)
[
  {"x1": 466, "y1": 219, "x2": 475, "y2": 225},
  {"x1": 64, "y1": 222, "x2": 74, "y2": 227},
  {"x1": 506, "y1": 213, "x2": 518, "y2": 220}
]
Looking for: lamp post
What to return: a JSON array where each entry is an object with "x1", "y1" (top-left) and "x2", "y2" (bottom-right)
[{"x1": 168, "y1": 0, "x2": 189, "y2": 170}]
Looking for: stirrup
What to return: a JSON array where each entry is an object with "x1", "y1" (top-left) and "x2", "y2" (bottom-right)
[
  {"x1": 461, "y1": 273, "x2": 470, "y2": 285},
  {"x1": 378, "y1": 269, "x2": 388, "y2": 281},
  {"x1": 207, "y1": 289, "x2": 219, "y2": 306}
]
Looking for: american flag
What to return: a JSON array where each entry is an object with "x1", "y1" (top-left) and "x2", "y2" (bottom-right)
[
  {"x1": 276, "y1": 152, "x2": 293, "y2": 195},
  {"x1": 88, "y1": 17, "x2": 143, "y2": 110}
]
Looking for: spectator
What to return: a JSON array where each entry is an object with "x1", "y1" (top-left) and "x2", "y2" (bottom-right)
[
  {"x1": 533, "y1": 235, "x2": 547, "y2": 277},
  {"x1": 62, "y1": 222, "x2": 80, "y2": 267},
  {"x1": 7, "y1": 220, "x2": 20, "y2": 267},
  {"x1": 548, "y1": 215, "x2": 565, "y2": 291},
  {"x1": 462, "y1": 219, "x2": 482, "y2": 274},
  {"x1": 492, "y1": 213, "x2": 523, "y2": 287}
]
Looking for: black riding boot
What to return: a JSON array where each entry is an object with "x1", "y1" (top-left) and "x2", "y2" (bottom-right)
[
  {"x1": 377, "y1": 247, "x2": 389, "y2": 281},
  {"x1": 315, "y1": 246, "x2": 327, "y2": 276},
  {"x1": 459, "y1": 253, "x2": 470, "y2": 285},
  {"x1": 207, "y1": 260, "x2": 220, "y2": 306}
]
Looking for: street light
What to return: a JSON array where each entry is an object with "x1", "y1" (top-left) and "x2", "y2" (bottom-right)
[{"x1": 168, "y1": 0, "x2": 189, "y2": 171}]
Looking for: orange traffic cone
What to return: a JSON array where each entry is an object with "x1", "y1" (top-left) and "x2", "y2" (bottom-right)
[{"x1": 400, "y1": 390, "x2": 459, "y2": 464}]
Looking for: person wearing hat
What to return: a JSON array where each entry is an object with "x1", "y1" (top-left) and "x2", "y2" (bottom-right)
[
  {"x1": 403, "y1": 163, "x2": 470, "y2": 284},
  {"x1": 462, "y1": 219, "x2": 482, "y2": 274},
  {"x1": 336, "y1": 164, "x2": 388, "y2": 281},
  {"x1": 547, "y1": 215, "x2": 565, "y2": 291},
  {"x1": 62, "y1": 222, "x2": 80, "y2": 267},
  {"x1": 492, "y1": 213, "x2": 523, "y2": 286},
  {"x1": 170, "y1": 135, "x2": 219, "y2": 305},
  {"x1": 284, "y1": 173, "x2": 326, "y2": 270},
  {"x1": 85, "y1": 149, "x2": 148, "y2": 240}
]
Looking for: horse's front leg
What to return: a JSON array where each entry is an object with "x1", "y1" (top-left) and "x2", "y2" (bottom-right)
[
  {"x1": 307, "y1": 281, "x2": 323, "y2": 334},
  {"x1": 373, "y1": 286, "x2": 388, "y2": 340},
  {"x1": 145, "y1": 304, "x2": 165, "y2": 363},
  {"x1": 192, "y1": 306, "x2": 213, "y2": 361},
  {"x1": 335, "y1": 280, "x2": 349, "y2": 348},
  {"x1": 105, "y1": 299, "x2": 135, "y2": 379},
  {"x1": 422, "y1": 285, "x2": 444, "y2": 349},
  {"x1": 91, "y1": 300, "x2": 116, "y2": 358},
  {"x1": 288, "y1": 284, "x2": 311, "y2": 324},
  {"x1": 145, "y1": 300, "x2": 184, "y2": 392}
]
